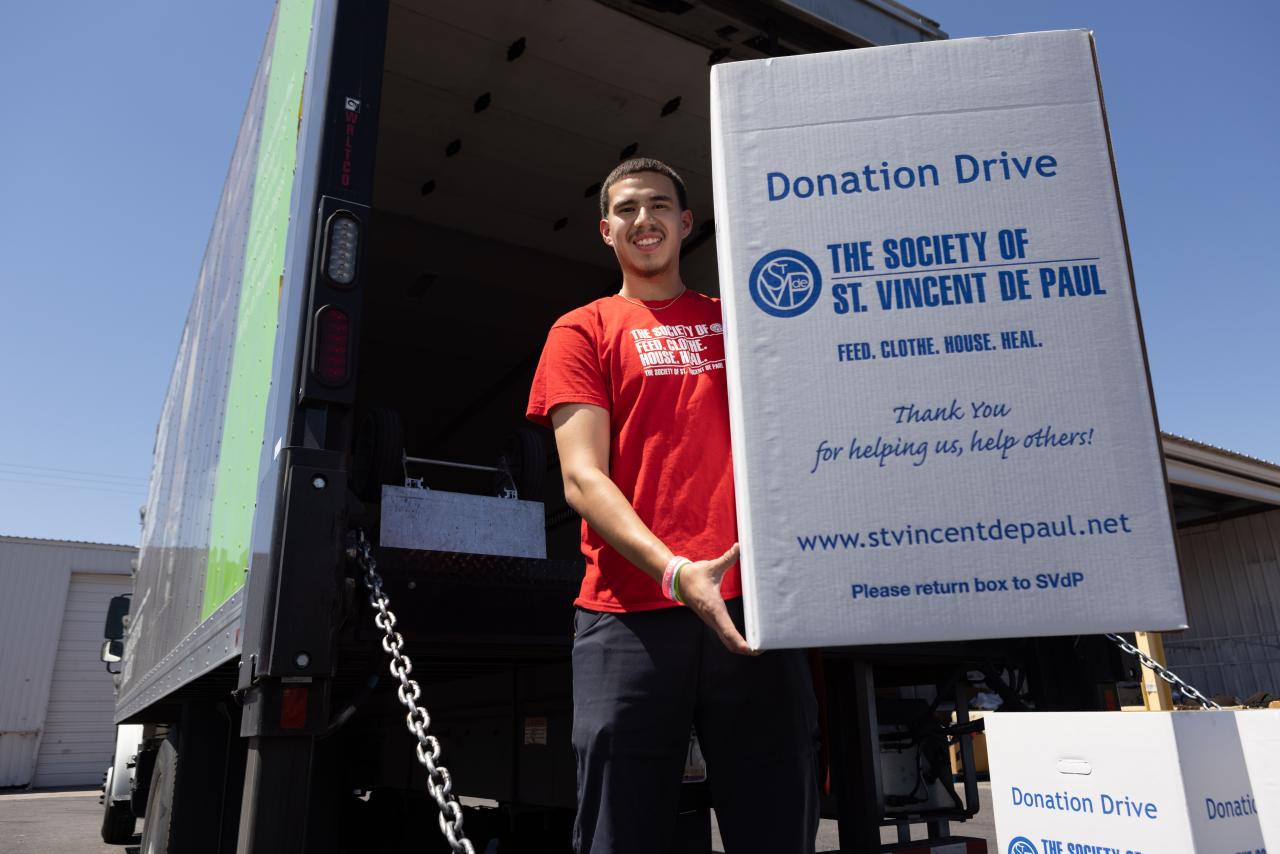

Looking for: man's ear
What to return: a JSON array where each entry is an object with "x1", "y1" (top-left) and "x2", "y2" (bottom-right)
[
  {"x1": 599, "y1": 218, "x2": 614, "y2": 247},
  {"x1": 680, "y1": 209, "x2": 693, "y2": 240}
]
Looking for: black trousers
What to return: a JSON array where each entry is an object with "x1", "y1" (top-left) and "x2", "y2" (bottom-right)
[{"x1": 571, "y1": 599, "x2": 820, "y2": 854}]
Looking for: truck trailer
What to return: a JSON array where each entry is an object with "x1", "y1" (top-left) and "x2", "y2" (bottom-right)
[{"x1": 101, "y1": 2, "x2": 1156, "y2": 851}]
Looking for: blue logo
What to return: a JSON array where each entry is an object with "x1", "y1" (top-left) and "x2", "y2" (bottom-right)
[
  {"x1": 1007, "y1": 837, "x2": 1038, "y2": 854},
  {"x1": 749, "y1": 249, "x2": 821, "y2": 318}
]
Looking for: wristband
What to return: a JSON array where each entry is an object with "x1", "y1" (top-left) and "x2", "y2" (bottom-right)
[
  {"x1": 671, "y1": 561, "x2": 687, "y2": 605},
  {"x1": 662, "y1": 556, "x2": 690, "y2": 602}
]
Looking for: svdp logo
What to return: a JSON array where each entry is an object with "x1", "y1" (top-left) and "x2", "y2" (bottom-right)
[
  {"x1": 748, "y1": 249, "x2": 821, "y2": 318},
  {"x1": 1008, "y1": 837, "x2": 1039, "y2": 854}
]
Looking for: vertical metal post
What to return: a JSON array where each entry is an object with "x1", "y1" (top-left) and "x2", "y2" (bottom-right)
[
  {"x1": 829, "y1": 659, "x2": 883, "y2": 853},
  {"x1": 954, "y1": 685, "x2": 979, "y2": 813},
  {"x1": 235, "y1": 736, "x2": 316, "y2": 854}
]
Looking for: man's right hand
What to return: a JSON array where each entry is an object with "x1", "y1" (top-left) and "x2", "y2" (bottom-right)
[{"x1": 676, "y1": 543, "x2": 756, "y2": 656}]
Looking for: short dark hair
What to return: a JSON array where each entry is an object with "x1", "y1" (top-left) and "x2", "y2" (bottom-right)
[{"x1": 599, "y1": 158, "x2": 688, "y2": 219}]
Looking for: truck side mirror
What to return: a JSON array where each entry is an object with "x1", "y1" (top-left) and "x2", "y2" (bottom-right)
[
  {"x1": 101, "y1": 639, "x2": 124, "y2": 663},
  {"x1": 104, "y1": 594, "x2": 130, "y2": 641}
]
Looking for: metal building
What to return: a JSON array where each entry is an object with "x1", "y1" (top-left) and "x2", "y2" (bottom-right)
[
  {"x1": 1162, "y1": 436, "x2": 1280, "y2": 701},
  {"x1": 0, "y1": 536, "x2": 134, "y2": 788}
]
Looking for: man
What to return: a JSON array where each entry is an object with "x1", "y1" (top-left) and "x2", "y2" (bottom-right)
[{"x1": 527, "y1": 158, "x2": 819, "y2": 854}]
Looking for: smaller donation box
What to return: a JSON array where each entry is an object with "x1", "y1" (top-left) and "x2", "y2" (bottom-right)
[
  {"x1": 986, "y1": 711, "x2": 1280, "y2": 854},
  {"x1": 709, "y1": 30, "x2": 1188, "y2": 649}
]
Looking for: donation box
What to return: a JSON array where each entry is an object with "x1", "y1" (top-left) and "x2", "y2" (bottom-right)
[
  {"x1": 986, "y1": 711, "x2": 1280, "y2": 854},
  {"x1": 709, "y1": 30, "x2": 1188, "y2": 649}
]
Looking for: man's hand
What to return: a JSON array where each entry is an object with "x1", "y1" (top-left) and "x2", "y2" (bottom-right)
[{"x1": 677, "y1": 543, "x2": 756, "y2": 656}]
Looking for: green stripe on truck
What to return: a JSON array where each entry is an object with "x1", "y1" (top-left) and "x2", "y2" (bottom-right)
[{"x1": 203, "y1": 0, "x2": 316, "y2": 618}]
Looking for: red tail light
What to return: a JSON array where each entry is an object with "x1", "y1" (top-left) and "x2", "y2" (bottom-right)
[
  {"x1": 280, "y1": 686, "x2": 308, "y2": 729},
  {"x1": 313, "y1": 306, "x2": 351, "y2": 385}
]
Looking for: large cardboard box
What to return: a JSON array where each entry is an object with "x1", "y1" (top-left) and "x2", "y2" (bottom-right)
[
  {"x1": 709, "y1": 31, "x2": 1187, "y2": 649},
  {"x1": 986, "y1": 711, "x2": 1280, "y2": 853}
]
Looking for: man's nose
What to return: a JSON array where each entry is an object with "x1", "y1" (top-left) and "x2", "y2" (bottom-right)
[{"x1": 635, "y1": 205, "x2": 654, "y2": 225}]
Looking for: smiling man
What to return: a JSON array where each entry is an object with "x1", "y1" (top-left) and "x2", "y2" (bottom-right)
[{"x1": 527, "y1": 158, "x2": 819, "y2": 853}]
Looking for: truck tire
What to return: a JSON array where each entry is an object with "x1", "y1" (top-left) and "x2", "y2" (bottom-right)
[
  {"x1": 139, "y1": 736, "x2": 178, "y2": 854},
  {"x1": 353, "y1": 408, "x2": 405, "y2": 500},
  {"x1": 100, "y1": 767, "x2": 137, "y2": 844}
]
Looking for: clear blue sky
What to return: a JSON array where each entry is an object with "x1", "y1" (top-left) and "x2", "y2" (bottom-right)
[{"x1": 2, "y1": 1, "x2": 1276, "y2": 547}]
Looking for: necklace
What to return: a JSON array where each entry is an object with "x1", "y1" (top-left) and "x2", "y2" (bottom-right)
[{"x1": 617, "y1": 287, "x2": 687, "y2": 311}]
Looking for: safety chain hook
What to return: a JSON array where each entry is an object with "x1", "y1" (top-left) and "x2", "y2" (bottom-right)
[
  {"x1": 1104, "y1": 633, "x2": 1222, "y2": 710},
  {"x1": 351, "y1": 528, "x2": 477, "y2": 854}
]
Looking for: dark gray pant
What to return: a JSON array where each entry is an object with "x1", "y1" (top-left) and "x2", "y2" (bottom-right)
[{"x1": 571, "y1": 599, "x2": 819, "y2": 854}]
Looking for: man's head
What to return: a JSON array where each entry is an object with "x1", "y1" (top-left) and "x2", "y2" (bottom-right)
[
  {"x1": 598, "y1": 158, "x2": 688, "y2": 220},
  {"x1": 598, "y1": 158, "x2": 693, "y2": 281}
]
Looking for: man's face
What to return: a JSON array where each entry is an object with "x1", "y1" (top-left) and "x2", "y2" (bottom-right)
[{"x1": 599, "y1": 172, "x2": 693, "y2": 279}]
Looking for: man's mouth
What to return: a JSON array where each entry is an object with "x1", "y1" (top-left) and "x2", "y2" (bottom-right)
[{"x1": 632, "y1": 232, "x2": 664, "y2": 251}]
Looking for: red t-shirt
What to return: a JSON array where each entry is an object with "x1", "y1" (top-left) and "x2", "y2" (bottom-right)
[{"x1": 527, "y1": 290, "x2": 740, "y2": 612}]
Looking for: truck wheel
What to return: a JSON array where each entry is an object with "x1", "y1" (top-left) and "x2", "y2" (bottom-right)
[
  {"x1": 100, "y1": 767, "x2": 137, "y2": 843},
  {"x1": 353, "y1": 408, "x2": 405, "y2": 500},
  {"x1": 139, "y1": 736, "x2": 178, "y2": 854}
]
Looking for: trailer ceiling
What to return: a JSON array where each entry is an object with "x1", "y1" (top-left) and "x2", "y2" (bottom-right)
[
  {"x1": 373, "y1": 0, "x2": 943, "y2": 274},
  {"x1": 365, "y1": 0, "x2": 944, "y2": 456}
]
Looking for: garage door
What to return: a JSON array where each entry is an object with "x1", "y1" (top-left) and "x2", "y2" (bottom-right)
[{"x1": 31, "y1": 572, "x2": 132, "y2": 788}]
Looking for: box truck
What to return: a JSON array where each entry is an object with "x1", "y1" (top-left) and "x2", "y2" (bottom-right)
[{"x1": 100, "y1": 2, "x2": 1147, "y2": 851}]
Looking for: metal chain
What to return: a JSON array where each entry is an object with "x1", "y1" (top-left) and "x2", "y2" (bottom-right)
[
  {"x1": 1104, "y1": 633, "x2": 1222, "y2": 710},
  {"x1": 351, "y1": 530, "x2": 476, "y2": 854}
]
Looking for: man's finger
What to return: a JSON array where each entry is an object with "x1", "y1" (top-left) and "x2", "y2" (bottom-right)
[
  {"x1": 708, "y1": 543, "x2": 740, "y2": 581},
  {"x1": 705, "y1": 599, "x2": 754, "y2": 656}
]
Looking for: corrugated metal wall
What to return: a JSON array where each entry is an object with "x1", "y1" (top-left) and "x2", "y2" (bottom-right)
[
  {"x1": 0, "y1": 539, "x2": 133, "y2": 787},
  {"x1": 32, "y1": 572, "x2": 134, "y2": 787},
  {"x1": 1165, "y1": 508, "x2": 1280, "y2": 701}
]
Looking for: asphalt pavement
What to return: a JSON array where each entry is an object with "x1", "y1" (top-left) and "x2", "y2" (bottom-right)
[
  {"x1": 0, "y1": 788, "x2": 138, "y2": 854},
  {"x1": 0, "y1": 784, "x2": 998, "y2": 853}
]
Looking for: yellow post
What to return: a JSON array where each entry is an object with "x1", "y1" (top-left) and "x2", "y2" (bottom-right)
[{"x1": 1135, "y1": 631, "x2": 1174, "y2": 710}]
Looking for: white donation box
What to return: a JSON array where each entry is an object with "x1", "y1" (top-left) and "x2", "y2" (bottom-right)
[
  {"x1": 986, "y1": 711, "x2": 1280, "y2": 854},
  {"x1": 709, "y1": 31, "x2": 1187, "y2": 649}
]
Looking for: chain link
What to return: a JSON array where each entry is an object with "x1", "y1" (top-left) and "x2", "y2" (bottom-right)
[
  {"x1": 352, "y1": 530, "x2": 477, "y2": 854},
  {"x1": 1104, "y1": 633, "x2": 1222, "y2": 710}
]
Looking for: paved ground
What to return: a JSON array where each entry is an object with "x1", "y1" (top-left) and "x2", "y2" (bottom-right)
[
  {"x1": 0, "y1": 783, "x2": 997, "y2": 853},
  {"x1": 0, "y1": 788, "x2": 138, "y2": 854}
]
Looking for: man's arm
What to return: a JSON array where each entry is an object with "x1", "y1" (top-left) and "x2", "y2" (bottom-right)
[{"x1": 551, "y1": 402, "x2": 753, "y2": 655}]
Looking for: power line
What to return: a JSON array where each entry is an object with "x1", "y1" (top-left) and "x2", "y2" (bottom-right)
[
  {"x1": 0, "y1": 460, "x2": 149, "y2": 483},
  {"x1": 0, "y1": 476, "x2": 147, "y2": 498},
  {"x1": 0, "y1": 465, "x2": 151, "y2": 489}
]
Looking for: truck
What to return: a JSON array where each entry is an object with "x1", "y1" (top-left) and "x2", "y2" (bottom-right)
[{"x1": 101, "y1": 1, "x2": 1161, "y2": 851}]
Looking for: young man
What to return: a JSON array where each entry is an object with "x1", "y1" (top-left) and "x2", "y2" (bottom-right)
[{"x1": 527, "y1": 158, "x2": 818, "y2": 853}]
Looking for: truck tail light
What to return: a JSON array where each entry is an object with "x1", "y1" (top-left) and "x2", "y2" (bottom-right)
[
  {"x1": 313, "y1": 306, "x2": 351, "y2": 385},
  {"x1": 280, "y1": 686, "x2": 308, "y2": 729},
  {"x1": 323, "y1": 212, "x2": 360, "y2": 286}
]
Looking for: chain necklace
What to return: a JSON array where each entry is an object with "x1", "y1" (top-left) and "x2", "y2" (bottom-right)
[{"x1": 617, "y1": 287, "x2": 687, "y2": 311}]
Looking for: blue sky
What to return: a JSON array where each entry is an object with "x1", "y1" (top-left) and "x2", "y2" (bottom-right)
[{"x1": 2, "y1": 1, "x2": 1276, "y2": 547}]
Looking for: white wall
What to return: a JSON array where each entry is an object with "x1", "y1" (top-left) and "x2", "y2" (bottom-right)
[{"x1": 0, "y1": 538, "x2": 134, "y2": 788}]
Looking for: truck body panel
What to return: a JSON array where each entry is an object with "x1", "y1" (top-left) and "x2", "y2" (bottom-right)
[{"x1": 118, "y1": 0, "x2": 330, "y2": 720}]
